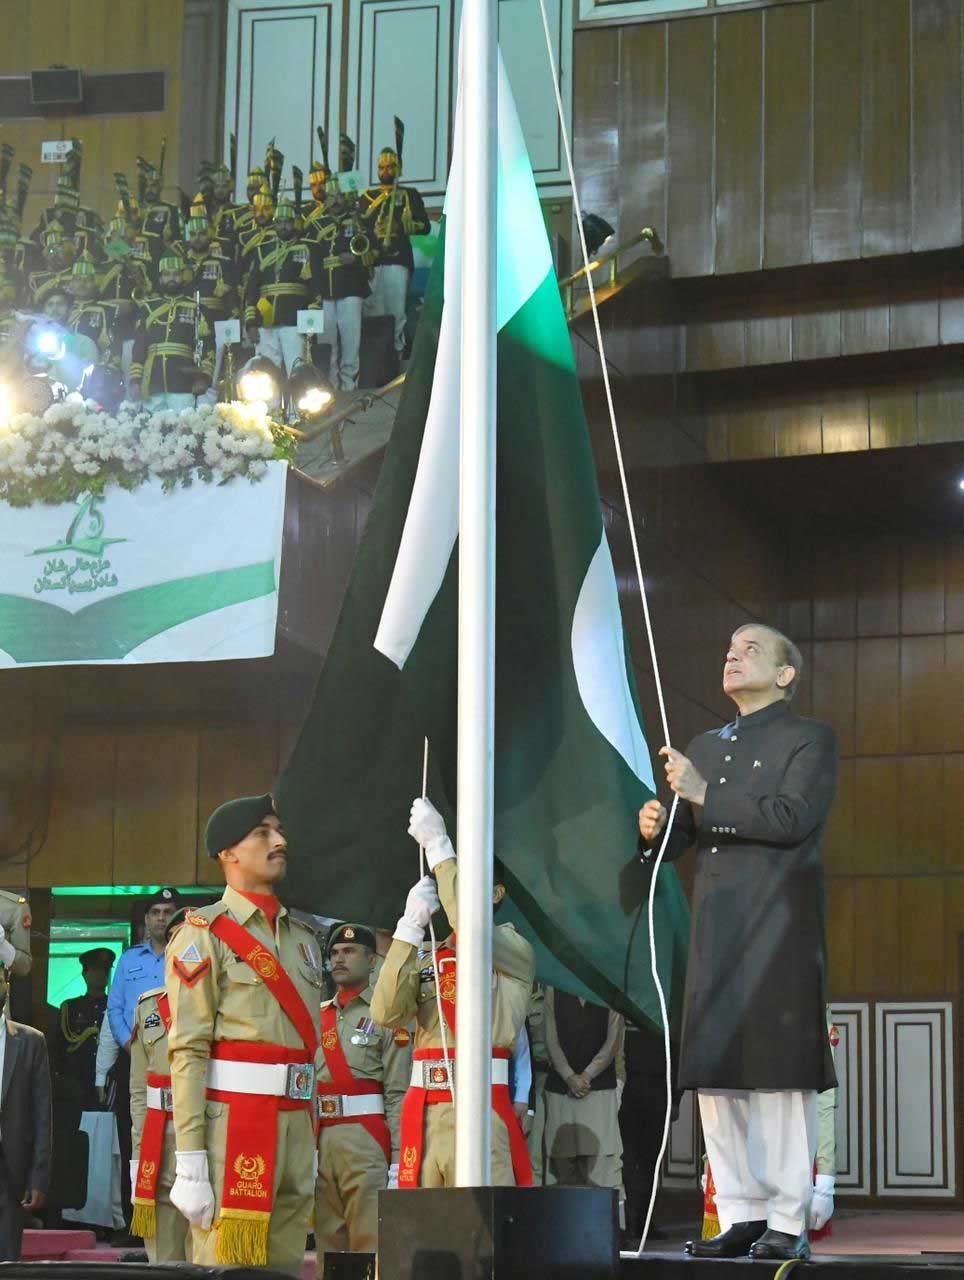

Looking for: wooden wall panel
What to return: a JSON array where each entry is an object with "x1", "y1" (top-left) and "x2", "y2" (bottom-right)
[
  {"x1": 853, "y1": 877, "x2": 900, "y2": 992},
  {"x1": 762, "y1": 4, "x2": 812, "y2": 269},
  {"x1": 30, "y1": 728, "x2": 115, "y2": 888},
  {"x1": 713, "y1": 12, "x2": 762, "y2": 276},
  {"x1": 113, "y1": 727, "x2": 199, "y2": 886},
  {"x1": 574, "y1": 0, "x2": 964, "y2": 277},
  {"x1": 810, "y1": 640, "x2": 855, "y2": 758},
  {"x1": 786, "y1": 523, "x2": 964, "y2": 1003},
  {"x1": 855, "y1": 638, "x2": 900, "y2": 755},
  {"x1": 811, "y1": 0, "x2": 863, "y2": 263},
  {"x1": 827, "y1": 876, "x2": 856, "y2": 993},
  {"x1": 898, "y1": 757, "x2": 944, "y2": 877},
  {"x1": 618, "y1": 24, "x2": 668, "y2": 241},
  {"x1": 665, "y1": 18, "x2": 716, "y2": 279},
  {"x1": 853, "y1": 758, "x2": 900, "y2": 877},
  {"x1": 0, "y1": 0, "x2": 184, "y2": 230},
  {"x1": 899, "y1": 634, "x2": 944, "y2": 755},
  {"x1": 910, "y1": 0, "x2": 964, "y2": 251},
  {"x1": 860, "y1": 0, "x2": 913, "y2": 258},
  {"x1": 574, "y1": 28, "x2": 621, "y2": 231},
  {"x1": 196, "y1": 724, "x2": 281, "y2": 885}
]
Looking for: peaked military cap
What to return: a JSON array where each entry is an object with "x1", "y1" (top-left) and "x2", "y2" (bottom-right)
[{"x1": 145, "y1": 886, "x2": 183, "y2": 911}]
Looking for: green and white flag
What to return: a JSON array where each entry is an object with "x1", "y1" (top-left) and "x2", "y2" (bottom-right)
[
  {"x1": 279, "y1": 56, "x2": 688, "y2": 1027},
  {"x1": 0, "y1": 462, "x2": 286, "y2": 666}
]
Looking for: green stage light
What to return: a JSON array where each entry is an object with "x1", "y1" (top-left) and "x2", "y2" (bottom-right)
[{"x1": 51, "y1": 884, "x2": 201, "y2": 897}]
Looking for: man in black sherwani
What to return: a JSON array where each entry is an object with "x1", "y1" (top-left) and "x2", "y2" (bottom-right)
[{"x1": 638, "y1": 623, "x2": 837, "y2": 1263}]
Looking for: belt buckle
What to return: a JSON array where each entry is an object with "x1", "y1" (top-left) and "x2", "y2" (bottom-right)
[
  {"x1": 318, "y1": 1093, "x2": 344, "y2": 1118},
  {"x1": 422, "y1": 1061, "x2": 453, "y2": 1091},
  {"x1": 285, "y1": 1062, "x2": 315, "y2": 1101},
  {"x1": 160, "y1": 1086, "x2": 173, "y2": 1112}
]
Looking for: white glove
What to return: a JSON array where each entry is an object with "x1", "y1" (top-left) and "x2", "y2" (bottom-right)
[
  {"x1": 394, "y1": 876, "x2": 441, "y2": 947},
  {"x1": 408, "y1": 798, "x2": 455, "y2": 870},
  {"x1": 387, "y1": 1163, "x2": 399, "y2": 1190},
  {"x1": 809, "y1": 1173, "x2": 834, "y2": 1231},
  {"x1": 170, "y1": 1150, "x2": 215, "y2": 1230},
  {"x1": 0, "y1": 924, "x2": 15, "y2": 970},
  {"x1": 700, "y1": 1171, "x2": 707, "y2": 1194},
  {"x1": 130, "y1": 1160, "x2": 140, "y2": 1193}
]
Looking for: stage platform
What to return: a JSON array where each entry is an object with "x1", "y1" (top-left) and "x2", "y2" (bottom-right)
[{"x1": 621, "y1": 1210, "x2": 964, "y2": 1277}]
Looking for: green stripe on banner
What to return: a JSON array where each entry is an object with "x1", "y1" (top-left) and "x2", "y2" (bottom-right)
[{"x1": 0, "y1": 560, "x2": 277, "y2": 663}]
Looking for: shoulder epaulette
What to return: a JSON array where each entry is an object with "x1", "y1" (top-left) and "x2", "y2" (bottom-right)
[
  {"x1": 136, "y1": 985, "x2": 165, "y2": 1006},
  {"x1": 289, "y1": 914, "x2": 319, "y2": 936}
]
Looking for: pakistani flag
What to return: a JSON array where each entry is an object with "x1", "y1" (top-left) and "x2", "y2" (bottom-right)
[{"x1": 278, "y1": 53, "x2": 689, "y2": 1029}]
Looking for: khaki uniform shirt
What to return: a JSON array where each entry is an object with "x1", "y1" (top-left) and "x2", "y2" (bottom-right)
[
  {"x1": 130, "y1": 986, "x2": 170, "y2": 1153},
  {"x1": 317, "y1": 984, "x2": 412, "y2": 1160},
  {"x1": 165, "y1": 885, "x2": 324, "y2": 1152},
  {"x1": 371, "y1": 860, "x2": 535, "y2": 1051},
  {"x1": 0, "y1": 891, "x2": 31, "y2": 977}
]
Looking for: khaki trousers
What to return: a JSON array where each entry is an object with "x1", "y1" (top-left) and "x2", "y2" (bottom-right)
[
  {"x1": 191, "y1": 1103, "x2": 316, "y2": 1278},
  {"x1": 314, "y1": 1123, "x2": 387, "y2": 1267},
  {"x1": 144, "y1": 1131, "x2": 190, "y2": 1264},
  {"x1": 417, "y1": 1102, "x2": 515, "y2": 1187},
  {"x1": 527, "y1": 1068, "x2": 548, "y2": 1185}
]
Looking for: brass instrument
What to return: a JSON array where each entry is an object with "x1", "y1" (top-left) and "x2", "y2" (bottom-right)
[
  {"x1": 378, "y1": 181, "x2": 399, "y2": 251},
  {"x1": 348, "y1": 216, "x2": 370, "y2": 257}
]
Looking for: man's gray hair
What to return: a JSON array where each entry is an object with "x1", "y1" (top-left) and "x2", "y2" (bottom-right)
[{"x1": 733, "y1": 623, "x2": 803, "y2": 700}]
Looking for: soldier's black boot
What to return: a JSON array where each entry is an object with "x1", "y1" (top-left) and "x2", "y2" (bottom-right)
[{"x1": 685, "y1": 1220, "x2": 767, "y2": 1257}]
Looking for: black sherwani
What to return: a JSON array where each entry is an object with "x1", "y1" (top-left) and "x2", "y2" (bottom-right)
[{"x1": 643, "y1": 699, "x2": 837, "y2": 1092}]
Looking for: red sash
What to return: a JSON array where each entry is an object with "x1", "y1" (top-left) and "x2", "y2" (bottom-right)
[
  {"x1": 209, "y1": 913, "x2": 319, "y2": 1054},
  {"x1": 398, "y1": 1046, "x2": 533, "y2": 1189},
  {"x1": 318, "y1": 1004, "x2": 391, "y2": 1163},
  {"x1": 131, "y1": 993, "x2": 172, "y2": 1240},
  {"x1": 203, "y1": 914, "x2": 318, "y2": 1265}
]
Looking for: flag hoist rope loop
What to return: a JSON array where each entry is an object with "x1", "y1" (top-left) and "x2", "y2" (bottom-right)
[
  {"x1": 420, "y1": 737, "x2": 455, "y2": 1106},
  {"x1": 534, "y1": 0, "x2": 679, "y2": 1255}
]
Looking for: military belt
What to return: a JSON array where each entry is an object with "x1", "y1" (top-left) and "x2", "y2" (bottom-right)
[
  {"x1": 410, "y1": 1056, "x2": 509, "y2": 1090},
  {"x1": 146, "y1": 1084, "x2": 174, "y2": 1113},
  {"x1": 206, "y1": 1057, "x2": 316, "y2": 1100},
  {"x1": 317, "y1": 1093, "x2": 385, "y2": 1119}
]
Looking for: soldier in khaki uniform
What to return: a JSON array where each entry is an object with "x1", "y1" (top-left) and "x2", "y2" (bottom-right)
[
  {"x1": 0, "y1": 889, "x2": 31, "y2": 977},
  {"x1": 315, "y1": 923, "x2": 411, "y2": 1263},
  {"x1": 371, "y1": 798, "x2": 535, "y2": 1188},
  {"x1": 165, "y1": 794, "x2": 323, "y2": 1277},
  {"x1": 130, "y1": 983, "x2": 188, "y2": 1263}
]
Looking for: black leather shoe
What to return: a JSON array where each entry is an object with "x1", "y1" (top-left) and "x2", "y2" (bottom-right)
[
  {"x1": 748, "y1": 1228, "x2": 811, "y2": 1261},
  {"x1": 685, "y1": 1220, "x2": 767, "y2": 1257}
]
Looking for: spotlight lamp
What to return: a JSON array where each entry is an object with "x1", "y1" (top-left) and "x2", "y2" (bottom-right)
[
  {"x1": 288, "y1": 360, "x2": 334, "y2": 420},
  {"x1": 237, "y1": 356, "x2": 281, "y2": 406}
]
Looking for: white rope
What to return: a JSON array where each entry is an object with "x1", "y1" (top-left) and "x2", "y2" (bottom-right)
[
  {"x1": 419, "y1": 737, "x2": 456, "y2": 1106},
  {"x1": 532, "y1": 2, "x2": 678, "y2": 1255}
]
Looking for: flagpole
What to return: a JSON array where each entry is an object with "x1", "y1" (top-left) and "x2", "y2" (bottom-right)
[{"x1": 455, "y1": 0, "x2": 497, "y2": 1187}]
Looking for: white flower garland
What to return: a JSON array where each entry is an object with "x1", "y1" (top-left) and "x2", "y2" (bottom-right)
[{"x1": 0, "y1": 399, "x2": 287, "y2": 505}]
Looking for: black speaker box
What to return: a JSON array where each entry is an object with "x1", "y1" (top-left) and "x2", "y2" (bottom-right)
[
  {"x1": 359, "y1": 314, "x2": 398, "y2": 389},
  {"x1": 378, "y1": 1186, "x2": 618, "y2": 1280},
  {"x1": 322, "y1": 1251, "x2": 376, "y2": 1280}
]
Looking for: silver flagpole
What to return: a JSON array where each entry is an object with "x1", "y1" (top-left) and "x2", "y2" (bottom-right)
[{"x1": 454, "y1": 0, "x2": 497, "y2": 1186}]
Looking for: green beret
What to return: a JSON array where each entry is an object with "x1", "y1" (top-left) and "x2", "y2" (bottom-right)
[
  {"x1": 327, "y1": 923, "x2": 376, "y2": 956},
  {"x1": 204, "y1": 793, "x2": 277, "y2": 858}
]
